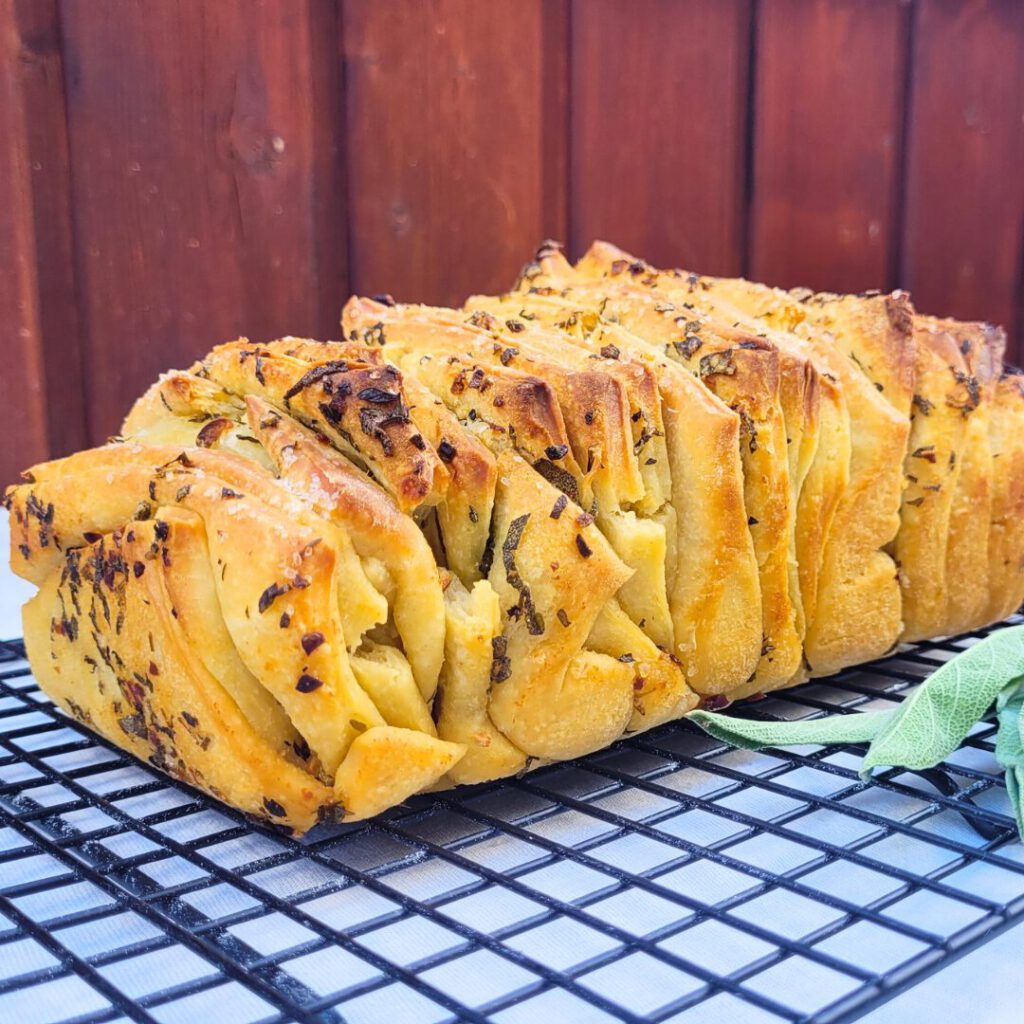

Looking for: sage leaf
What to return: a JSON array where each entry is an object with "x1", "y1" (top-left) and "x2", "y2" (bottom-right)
[
  {"x1": 687, "y1": 707, "x2": 894, "y2": 751},
  {"x1": 860, "y1": 625, "x2": 1024, "y2": 778},
  {"x1": 995, "y1": 685, "x2": 1024, "y2": 766},
  {"x1": 1005, "y1": 767, "x2": 1024, "y2": 841},
  {"x1": 995, "y1": 686, "x2": 1024, "y2": 838},
  {"x1": 689, "y1": 625, "x2": 1024, "y2": 842}
]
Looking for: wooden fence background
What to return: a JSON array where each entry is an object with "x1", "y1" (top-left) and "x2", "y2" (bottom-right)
[{"x1": 2, "y1": 0, "x2": 1023, "y2": 484}]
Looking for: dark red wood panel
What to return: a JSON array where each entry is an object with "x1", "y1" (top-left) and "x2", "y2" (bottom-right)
[
  {"x1": 901, "y1": 0, "x2": 1024, "y2": 360},
  {"x1": 570, "y1": 0, "x2": 752, "y2": 275},
  {"x1": 60, "y1": 0, "x2": 348, "y2": 443},
  {"x1": 343, "y1": 0, "x2": 568, "y2": 306},
  {"x1": 0, "y1": 2, "x2": 51, "y2": 484},
  {"x1": 749, "y1": 0, "x2": 909, "y2": 293},
  {"x1": 4, "y1": 0, "x2": 1024, "y2": 468},
  {"x1": 12, "y1": 0, "x2": 86, "y2": 460}
]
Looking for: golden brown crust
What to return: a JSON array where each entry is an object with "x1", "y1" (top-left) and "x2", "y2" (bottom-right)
[
  {"x1": 784, "y1": 288, "x2": 918, "y2": 420},
  {"x1": 769, "y1": 322, "x2": 905, "y2": 672},
  {"x1": 350, "y1": 297, "x2": 673, "y2": 510},
  {"x1": 624, "y1": 249, "x2": 907, "y2": 676},
  {"x1": 197, "y1": 340, "x2": 447, "y2": 512},
  {"x1": 985, "y1": 373, "x2": 1024, "y2": 622},
  {"x1": 787, "y1": 369, "x2": 848, "y2": 646},
  {"x1": 9, "y1": 445, "x2": 386, "y2": 774},
  {"x1": 929, "y1": 318, "x2": 1006, "y2": 633},
  {"x1": 245, "y1": 398, "x2": 446, "y2": 699},
  {"x1": 7, "y1": 442, "x2": 465, "y2": 830},
  {"x1": 125, "y1": 371, "x2": 246, "y2": 425},
  {"x1": 599, "y1": 258, "x2": 845, "y2": 663},
  {"x1": 346, "y1": 298, "x2": 676, "y2": 650},
  {"x1": 407, "y1": 353, "x2": 586, "y2": 494},
  {"x1": 521, "y1": 251, "x2": 801, "y2": 690},
  {"x1": 435, "y1": 305, "x2": 649, "y2": 508},
  {"x1": 524, "y1": 314, "x2": 672, "y2": 512},
  {"x1": 23, "y1": 523, "x2": 334, "y2": 834},
  {"x1": 344, "y1": 300, "x2": 590, "y2": 501},
  {"x1": 497, "y1": 285, "x2": 762, "y2": 693},
  {"x1": 569, "y1": 242, "x2": 852, "y2": 669},
  {"x1": 122, "y1": 373, "x2": 275, "y2": 471},
  {"x1": 462, "y1": 298, "x2": 681, "y2": 644},
  {"x1": 395, "y1": 373, "x2": 498, "y2": 585},
  {"x1": 919, "y1": 317, "x2": 1006, "y2": 387},
  {"x1": 464, "y1": 299, "x2": 674, "y2": 526},
  {"x1": 274, "y1": 337, "x2": 387, "y2": 365},
  {"x1": 897, "y1": 319, "x2": 975, "y2": 639},
  {"x1": 945, "y1": 401, "x2": 993, "y2": 633}
]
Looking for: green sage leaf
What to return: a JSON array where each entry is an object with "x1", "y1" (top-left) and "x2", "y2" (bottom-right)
[
  {"x1": 1005, "y1": 766, "x2": 1024, "y2": 841},
  {"x1": 995, "y1": 685, "x2": 1024, "y2": 838},
  {"x1": 995, "y1": 685, "x2": 1024, "y2": 766},
  {"x1": 687, "y1": 707, "x2": 894, "y2": 751},
  {"x1": 860, "y1": 625, "x2": 1024, "y2": 778},
  {"x1": 689, "y1": 626, "x2": 1024, "y2": 842}
]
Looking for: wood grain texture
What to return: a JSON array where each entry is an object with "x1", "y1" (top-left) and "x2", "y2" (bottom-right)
[
  {"x1": 60, "y1": 0, "x2": 348, "y2": 443},
  {"x1": 0, "y1": 1, "x2": 51, "y2": 485},
  {"x1": 749, "y1": 0, "x2": 909, "y2": 293},
  {"x1": 11, "y1": 0, "x2": 86, "y2": 460},
  {"x1": 901, "y1": 0, "x2": 1024, "y2": 362},
  {"x1": 343, "y1": 0, "x2": 568, "y2": 306},
  {"x1": 3, "y1": 0, "x2": 1024, "y2": 474},
  {"x1": 570, "y1": 0, "x2": 752, "y2": 275}
]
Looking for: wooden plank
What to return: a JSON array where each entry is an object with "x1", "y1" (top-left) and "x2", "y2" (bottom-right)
[
  {"x1": 60, "y1": 0, "x2": 348, "y2": 443},
  {"x1": 307, "y1": 0, "x2": 349, "y2": 334},
  {"x1": 0, "y1": 1, "x2": 50, "y2": 485},
  {"x1": 901, "y1": 0, "x2": 1024, "y2": 360},
  {"x1": 343, "y1": 0, "x2": 568, "y2": 306},
  {"x1": 749, "y1": 0, "x2": 909, "y2": 293},
  {"x1": 570, "y1": 0, "x2": 752, "y2": 275},
  {"x1": 11, "y1": 0, "x2": 86, "y2": 459}
]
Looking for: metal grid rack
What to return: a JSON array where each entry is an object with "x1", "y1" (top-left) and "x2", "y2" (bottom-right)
[{"x1": 1, "y1": 621, "x2": 1023, "y2": 1024}]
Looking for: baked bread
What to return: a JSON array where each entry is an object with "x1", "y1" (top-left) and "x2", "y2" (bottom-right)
[
  {"x1": 485, "y1": 252, "x2": 807, "y2": 694},
  {"x1": 920, "y1": 317, "x2": 1005, "y2": 635},
  {"x1": 7, "y1": 337, "x2": 689, "y2": 828},
  {"x1": 5, "y1": 239, "x2": 1022, "y2": 832},
  {"x1": 984, "y1": 370, "x2": 1024, "y2": 623},
  {"x1": 367, "y1": 300, "x2": 767, "y2": 697},
  {"x1": 532, "y1": 243, "x2": 903, "y2": 676}
]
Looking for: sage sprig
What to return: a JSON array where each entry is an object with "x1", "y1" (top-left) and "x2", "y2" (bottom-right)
[
  {"x1": 689, "y1": 625, "x2": 1024, "y2": 841},
  {"x1": 995, "y1": 685, "x2": 1024, "y2": 839}
]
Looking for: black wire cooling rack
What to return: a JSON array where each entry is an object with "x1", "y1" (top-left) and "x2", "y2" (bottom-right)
[{"x1": 1, "y1": 620, "x2": 1023, "y2": 1024}]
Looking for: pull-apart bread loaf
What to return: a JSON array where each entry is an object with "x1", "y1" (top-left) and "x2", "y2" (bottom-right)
[
  {"x1": 7, "y1": 338, "x2": 674, "y2": 830},
  {"x1": 6, "y1": 240, "x2": 1023, "y2": 831},
  {"x1": 502, "y1": 240, "x2": 1022, "y2": 673}
]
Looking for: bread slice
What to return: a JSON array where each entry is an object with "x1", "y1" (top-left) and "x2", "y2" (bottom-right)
[
  {"x1": 985, "y1": 371, "x2": 1024, "y2": 623},
  {"x1": 536, "y1": 250, "x2": 804, "y2": 692},
  {"x1": 644, "y1": 262, "x2": 911, "y2": 674},
  {"x1": 461, "y1": 293, "x2": 763, "y2": 696},
  {"x1": 920, "y1": 318, "x2": 1006, "y2": 635},
  {"x1": 897, "y1": 318, "x2": 979, "y2": 639},
  {"x1": 196, "y1": 340, "x2": 449, "y2": 512},
  {"x1": 341, "y1": 299, "x2": 697, "y2": 729}
]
